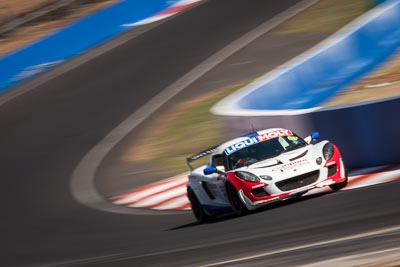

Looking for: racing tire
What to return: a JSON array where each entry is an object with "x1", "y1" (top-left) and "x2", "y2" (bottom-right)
[
  {"x1": 187, "y1": 187, "x2": 213, "y2": 223},
  {"x1": 226, "y1": 183, "x2": 249, "y2": 216},
  {"x1": 330, "y1": 177, "x2": 348, "y2": 191},
  {"x1": 330, "y1": 168, "x2": 348, "y2": 191}
]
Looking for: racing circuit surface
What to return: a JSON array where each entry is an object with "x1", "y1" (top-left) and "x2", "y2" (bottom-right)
[{"x1": 1, "y1": 0, "x2": 399, "y2": 266}]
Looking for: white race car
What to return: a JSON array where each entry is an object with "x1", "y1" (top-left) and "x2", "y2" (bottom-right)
[{"x1": 186, "y1": 128, "x2": 347, "y2": 223}]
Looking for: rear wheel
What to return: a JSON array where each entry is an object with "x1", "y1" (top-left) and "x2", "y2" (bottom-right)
[
  {"x1": 187, "y1": 187, "x2": 213, "y2": 223},
  {"x1": 226, "y1": 183, "x2": 249, "y2": 216}
]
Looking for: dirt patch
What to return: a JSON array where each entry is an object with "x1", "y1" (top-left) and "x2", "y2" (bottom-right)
[
  {"x1": 0, "y1": 0, "x2": 54, "y2": 23},
  {"x1": 325, "y1": 49, "x2": 400, "y2": 106},
  {"x1": 275, "y1": 0, "x2": 373, "y2": 34},
  {"x1": 355, "y1": 258, "x2": 400, "y2": 267},
  {"x1": 122, "y1": 82, "x2": 250, "y2": 176}
]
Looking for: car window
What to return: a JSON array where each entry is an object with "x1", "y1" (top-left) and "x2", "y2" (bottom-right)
[
  {"x1": 211, "y1": 154, "x2": 224, "y2": 167},
  {"x1": 226, "y1": 134, "x2": 306, "y2": 170}
]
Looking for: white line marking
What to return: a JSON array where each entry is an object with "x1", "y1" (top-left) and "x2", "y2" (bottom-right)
[
  {"x1": 300, "y1": 247, "x2": 400, "y2": 267},
  {"x1": 35, "y1": 226, "x2": 400, "y2": 267},
  {"x1": 122, "y1": 14, "x2": 176, "y2": 27},
  {"x1": 122, "y1": 0, "x2": 204, "y2": 27},
  {"x1": 70, "y1": 0, "x2": 322, "y2": 215},
  {"x1": 200, "y1": 226, "x2": 400, "y2": 267},
  {"x1": 229, "y1": 60, "x2": 255, "y2": 66},
  {"x1": 365, "y1": 82, "x2": 395, "y2": 88},
  {"x1": 171, "y1": 0, "x2": 204, "y2": 7}
]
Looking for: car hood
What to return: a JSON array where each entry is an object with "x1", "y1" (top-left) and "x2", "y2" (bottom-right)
[{"x1": 235, "y1": 142, "x2": 328, "y2": 179}]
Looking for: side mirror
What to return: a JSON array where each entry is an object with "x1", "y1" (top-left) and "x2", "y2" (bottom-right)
[
  {"x1": 304, "y1": 132, "x2": 320, "y2": 144},
  {"x1": 203, "y1": 166, "x2": 217, "y2": 175}
]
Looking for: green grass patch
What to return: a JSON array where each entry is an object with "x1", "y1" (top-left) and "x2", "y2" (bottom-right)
[{"x1": 275, "y1": 0, "x2": 374, "y2": 34}]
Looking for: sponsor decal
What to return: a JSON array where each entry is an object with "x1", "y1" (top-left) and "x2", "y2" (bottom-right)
[
  {"x1": 224, "y1": 129, "x2": 293, "y2": 155},
  {"x1": 224, "y1": 137, "x2": 259, "y2": 155},
  {"x1": 188, "y1": 147, "x2": 217, "y2": 162},
  {"x1": 256, "y1": 129, "x2": 293, "y2": 142},
  {"x1": 272, "y1": 159, "x2": 309, "y2": 172}
]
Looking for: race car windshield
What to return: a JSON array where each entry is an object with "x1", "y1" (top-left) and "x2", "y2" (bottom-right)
[{"x1": 226, "y1": 135, "x2": 306, "y2": 170}]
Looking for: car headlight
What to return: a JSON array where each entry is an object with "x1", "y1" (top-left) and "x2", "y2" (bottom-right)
[
  {"x1": 323, "y1": 142, "x2": 334, "y2": 160},
  {"x1": 260, "y1": 175, "x2": 273, "y2": 181},
  {"x1": 235, "y1": 171, "x2": 260, "y2": 182}
]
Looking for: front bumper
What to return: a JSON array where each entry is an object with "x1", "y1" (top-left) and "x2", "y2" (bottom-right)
[{"x1": 239, "y1": 158, "x2": 347, "y2": 210}]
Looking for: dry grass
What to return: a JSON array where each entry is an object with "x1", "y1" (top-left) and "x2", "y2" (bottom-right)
[
  {"x1": 325, "y1": 50, "x2": 400, "y2": 106},
  {"x1": 0, "y1": 0, "x2": 55, "y2": 23},
  {"x1": 1, "y1": 0, "x2": 397, "y2": 176},
  {"x1": 0, "y1": 0, "x2": 118, "y2": 57},
  {"x1": 122, "y1": 81, "x2": 250, "y2": 175},
  {"x1": 273, "y1": 0, "x2": 399, "y2": 106},
  {"x1": 275, "y1": 0, "x2": 373, "y2": 34},
  {"x1": 355, "y1": 259, "x2": 400, "y2": 267}
]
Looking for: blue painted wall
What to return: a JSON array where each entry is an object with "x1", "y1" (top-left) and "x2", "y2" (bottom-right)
[
  {"x1": 309, "y1": 97, "x2": 400, "y2": 168},
  {"x1": 0, "y1": 0, "x2": 182, "y2": 92}
]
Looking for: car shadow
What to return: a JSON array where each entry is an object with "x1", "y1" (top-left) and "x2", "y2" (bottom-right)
[{"x1": 168, "y1": 191, "x2": 334, "y2": 230}]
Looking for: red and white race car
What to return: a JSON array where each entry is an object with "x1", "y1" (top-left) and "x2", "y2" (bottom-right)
[{"x1": 186, "y1": 128, "x2": 347, "y2": 223}]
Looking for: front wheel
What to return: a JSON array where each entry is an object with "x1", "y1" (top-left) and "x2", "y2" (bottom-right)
[
  {"x1": 187, "y1": 187, "x2": 213, "y2": 223},
  {"x1": 226, "y1": 183, "x2": 249, "y2": 216},
  {"x1": 330, "y1": 165, "x2": 348, "y2": 191},
  {"x1": 330, "y1": 177, "x2": 348, "y2": 191}
]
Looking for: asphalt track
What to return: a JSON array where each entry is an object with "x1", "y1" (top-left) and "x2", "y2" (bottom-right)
[{"x1": 1, "y1": 0, "x2": 399, "y2": 266}]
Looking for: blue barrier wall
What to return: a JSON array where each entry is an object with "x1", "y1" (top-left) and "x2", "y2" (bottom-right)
[
  {"x1": 309, "y1": 97, "x2": 400, "y2": 168},
  {"x1": 0, "y1": 0, "x2": 184, "y2": 92},
  {"x1": 236, "y1": 0, "x2": 400, "y2": 110},
  {"x1": 214, "y1": 96, "x2": 400, "y2": 169},
  {"x1": 213, "y1": 0, "x2": 400, "y2": 168}
]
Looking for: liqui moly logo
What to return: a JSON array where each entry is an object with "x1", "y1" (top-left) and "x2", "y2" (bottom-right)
[
  {"x1": 224, "y1": 129, "x2": 293, "y2": 155},
  {"x1": 224, "y1": 137, "x2": 259, "y2": 155},
  {"x1": 257, "y1": 129, "x2": 292, "y2": 141}
]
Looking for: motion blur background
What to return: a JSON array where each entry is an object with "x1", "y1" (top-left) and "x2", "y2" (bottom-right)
[{"x1": 1, "y1": 0, "x2": 399, "y2": 266}]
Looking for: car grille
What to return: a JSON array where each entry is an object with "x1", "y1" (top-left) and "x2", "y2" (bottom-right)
[
  {"x1": 275, "y1": 170, "x2": 320, "y2": 192},
  {"x1": 251, "y1": 187, "x2": 270, "y2": 197},
  {"x1": 327, "y1": 164, "x2": 337, "y2": 177}
]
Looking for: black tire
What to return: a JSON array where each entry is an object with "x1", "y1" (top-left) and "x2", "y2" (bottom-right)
[
  {"x1": 226, "y1": 183, "x2": 249, "y2": 216},
  {"x1": 187, "y1": 187, "x2": 213, "y2": 223},
  {"x1": 330, "y1": 177, "x2": 348, "y2": 191},
  {"x1": 330, "y1": 168, "x2": 348, "y2": 191}
]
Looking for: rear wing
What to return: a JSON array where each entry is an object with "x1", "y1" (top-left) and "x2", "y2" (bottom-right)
[{"x1": 186, "y1": 146, "x2": 218, "y2": 171}]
